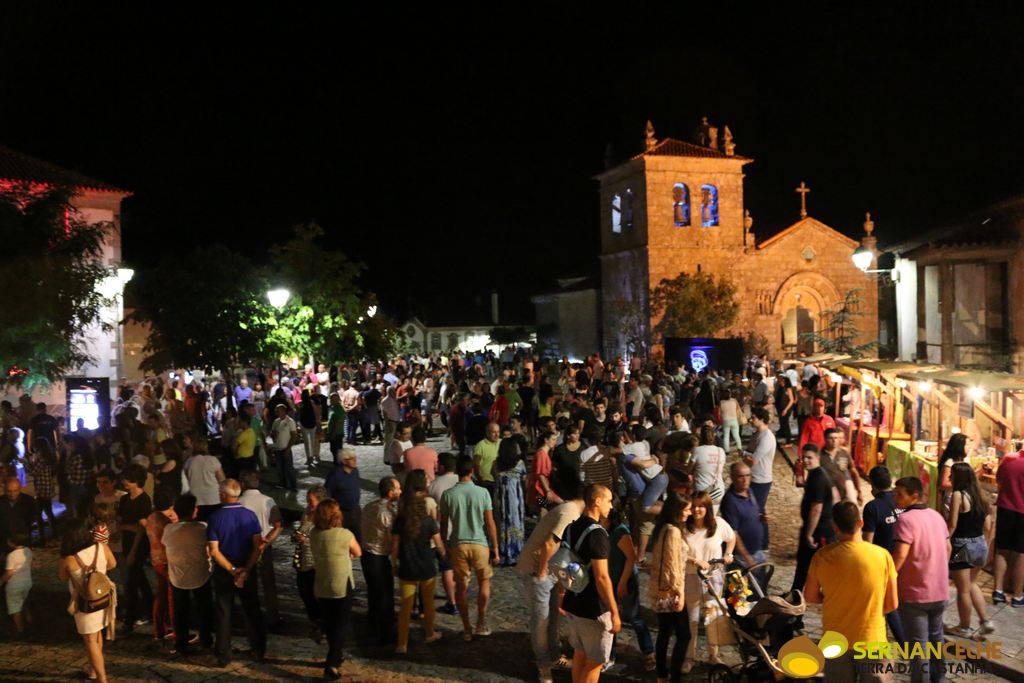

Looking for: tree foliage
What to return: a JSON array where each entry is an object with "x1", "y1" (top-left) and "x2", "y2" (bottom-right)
[
  {"x1": 488, "y1": 326, "x2": 533, "y2": 346},
  {"x1": 799, "y1": 288, "x2": 877, "y2": 358},
  {"x1": 606, "y1": 299, "x2": 649, "y2": 359},
  {"x1": 0, "y1": 185, "x2": 113, "y2": 389},
  {"x1": 126, "y1": 245, "x2": 274, "y2": 374},
  {"x1": 650, "y1": 271, "x2": 739, "y2": 341}
]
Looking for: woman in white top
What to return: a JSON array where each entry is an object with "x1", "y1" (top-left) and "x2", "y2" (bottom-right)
[
  {"x1": 718, "y1": 389, "x2": 742, "y2": 454},
  {"x1": 58, "y1": 522, "x2": 118, "y2": 683},
  {"x1": 689, "y1": 425, "x2": 727, "y2": 510},
  {"x1": 682, "y1": 492, "x2": 736, "y2": 671}
]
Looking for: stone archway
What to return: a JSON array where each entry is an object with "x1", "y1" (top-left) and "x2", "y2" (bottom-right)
[{"x1": 773, "y1": 272, "x2": 842, "y2": 355}]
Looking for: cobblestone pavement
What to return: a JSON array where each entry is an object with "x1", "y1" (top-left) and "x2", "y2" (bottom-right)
[{"x1": 1, "y1": 435, "x2": 1015, "y2": 681}]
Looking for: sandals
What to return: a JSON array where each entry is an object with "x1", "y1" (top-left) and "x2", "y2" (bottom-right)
[
  {"x1": 552, "y1": 655, "x2": 573, "y2": 670},
  {"x1": 644, "y1": 652, "x2": 657, "y2": 672}
]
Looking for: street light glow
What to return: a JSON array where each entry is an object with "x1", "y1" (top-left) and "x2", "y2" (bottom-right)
[
  {"x1": 968, "y1": 386, "x2": 985, "y2": 400},
  {"x1": 851, "y1": 245, "x2": 873, "y2": 271},
  {"x1": 367, "y1": 305, "x2": 377, "y2": 318},
  {"x1": 267, "y1": 288, "x2": 291, "y2": 309}
]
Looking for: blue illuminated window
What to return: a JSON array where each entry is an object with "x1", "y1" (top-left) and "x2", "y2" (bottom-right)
[
  {"x1": 701, "y1": 184, "x2": 719, "y2": 227},
  {"x1": 672, "y1": 183, "x2": 690, "y2": 226},
  {"x1": 611, "y1": 193, "x2": 622, "y2": 233}
]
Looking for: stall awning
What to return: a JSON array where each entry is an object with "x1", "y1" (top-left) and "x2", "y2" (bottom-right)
[
  {"x1": 895, "y1": 369, "x2": 1024, "y2": 393},
  {"x1": 840, "y1": 360, "x2": 943, "y2": 375}
]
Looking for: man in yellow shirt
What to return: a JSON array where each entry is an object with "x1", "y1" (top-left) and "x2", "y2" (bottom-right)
[
  {"x1": 234, "y1": 417, "x2": 258, "y2": 476},
  {"x1": 804, "y1": 501, "x2": 898, "y2": 682},
  {"x1": 473, "y1": 422, "x2": 502, "y2": 493}
]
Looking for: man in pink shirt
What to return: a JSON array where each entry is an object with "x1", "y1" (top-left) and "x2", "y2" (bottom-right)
[
  {"x1": 993, "y1": 449, "x2": 1024, "y2": 606},
  {"x1": 892, "y1": 476, "x2": 950, "y2": 683},
  {"x1": 403, "y1": 426, "x2": 439, "y2": 483}
]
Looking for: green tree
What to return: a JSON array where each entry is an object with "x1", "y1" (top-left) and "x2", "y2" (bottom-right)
[
  {"x1": 266, "y1": 223, "x2": 395, "y2": 364},
  {"x1": 126, "y1": 245, "x2": 274, "y2": 375},
  {"x1": 606, "y1": 299, "x2": 649, "y2": 359},
  {"x1": 799, "y1": 288, "x2": 877, "y2": 358},
  {"x1": 650, "y1": 271, "x2": 739, "y2": 341},
  {"x1": 0, "y1": 185, "x2": 113, "y2": 389}
]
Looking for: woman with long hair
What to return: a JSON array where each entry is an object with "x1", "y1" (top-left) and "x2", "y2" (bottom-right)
[
  {"x1": 310, "y1": 498, "x2": 362, "y2": 681},
  {"x1": 945, "y1": 463, "x2": 994, "y2": 638},
  {"x1": 938, "y1": 433, "x2": 970, "y2": 518},
  {"x1": 391, "y1": 469, "x2": 445, "y2": 653},
  {"x1": 58, "y1": 519, "x2": 117, "y2": 682},
  {"x1": 649, "y1": 492, "x2": 693, "y2": 683},
  {"x1": 294, "y1": 485, "x2": 327, "y2": 643},
  {"x1": 493, "y1": 440, "x2": 527, "y2": 565},
  {"x1": 682, "y1": 492, "x2": 736, "y2": 670}
]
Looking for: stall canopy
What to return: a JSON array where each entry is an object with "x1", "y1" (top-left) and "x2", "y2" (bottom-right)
[{"x1": 894, "y1": 369, "x2": 1024, "y2": 394}]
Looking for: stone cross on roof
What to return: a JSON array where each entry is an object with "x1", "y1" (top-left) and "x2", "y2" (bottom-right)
[{"x1": 796, "y1": 181, "x2": 810, "y2": 219}]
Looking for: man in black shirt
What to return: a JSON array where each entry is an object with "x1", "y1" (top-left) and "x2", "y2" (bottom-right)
[
  {"x1": 791, "y1": 445, "x2": 836, "y2": 611},
  {"x1": 562, "y1": 483, "x2": 620, "y2": 681},
  {"x1": 861, "y1": 465, "x2": 906, "y2": 643},
  {"x1": 26, "y1": 403, "x2": 59, "y2": 453},
  {"x1": 119, "y1": 463, "x2": 154, "y2": 631}
]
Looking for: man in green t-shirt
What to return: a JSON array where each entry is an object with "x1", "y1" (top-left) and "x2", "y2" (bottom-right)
[{"x1": 473, "y1": 422, "x2": 502, "y2": 491}]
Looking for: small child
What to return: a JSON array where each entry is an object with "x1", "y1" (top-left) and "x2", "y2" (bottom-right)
[
  {"x1": 1, "y1": 529, "x2": 33, "y2": 635},
  {"x1": 91, "y1": 503, "x2": 112, "y2": 545}
]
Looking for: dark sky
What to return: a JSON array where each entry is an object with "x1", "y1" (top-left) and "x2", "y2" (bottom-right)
[{"x1": 3, "y1": 6, "x2": 1023, "y2": 319}]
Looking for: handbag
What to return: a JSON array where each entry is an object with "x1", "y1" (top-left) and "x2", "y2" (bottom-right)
[
  {"x1": 652, "y1": 527, "x2": 681, "y2": 613},
  {"x1": 950, "y1": 541, "x2": 970, "y2": 565}
]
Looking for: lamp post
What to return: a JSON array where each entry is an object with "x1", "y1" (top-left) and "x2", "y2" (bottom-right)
[{"x1": 267, "y1": 288, "x2": 291, "y2": 389}]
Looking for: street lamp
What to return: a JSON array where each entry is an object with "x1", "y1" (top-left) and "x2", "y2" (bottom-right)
[
  {"x1": 267, "y1": 288, "x2": 291, "y2": 390},
  {"x1": 267, "y1": 288, "x2": 291, "y2": 309},
  {"x1": 852, "y1": 245, "x2": 874, "y2": 272},
  {"x1": 366, "y1": 305, "x2": 377, "y2": 318}
]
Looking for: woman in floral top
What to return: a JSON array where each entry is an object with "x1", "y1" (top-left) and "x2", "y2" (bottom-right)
[{"x1": 293, "y1": 485, "x2": 326, "y2": 642}]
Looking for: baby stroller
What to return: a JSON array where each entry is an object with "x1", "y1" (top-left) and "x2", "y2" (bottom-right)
[{"x1": 697, "y1": 559, "x2": 807, "y2": 682}]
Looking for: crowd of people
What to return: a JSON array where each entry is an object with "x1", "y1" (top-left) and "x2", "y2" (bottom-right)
[{"x1": 0, "y1": 349, "x2": 1021, "y2": 683}]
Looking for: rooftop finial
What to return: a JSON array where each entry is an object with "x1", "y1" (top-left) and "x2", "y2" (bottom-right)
[
  {"x1": 644, "y1": 120, "x2": 658, "y2": 151},
  {"x1": 863, "y1": 211, "x2": 875, "y2": 236},
  {"x1": 723, "y1": 125, "x2": 735, "y2": 156}
]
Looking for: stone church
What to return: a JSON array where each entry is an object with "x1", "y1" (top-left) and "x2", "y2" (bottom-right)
[{"x1": 597, "y1": 120, "x2": 878, "y2": 361}]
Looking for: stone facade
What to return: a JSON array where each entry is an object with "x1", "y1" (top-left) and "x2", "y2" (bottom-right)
[{"x1": 596, "y1": 129, "x2": 878, "y2": 361}]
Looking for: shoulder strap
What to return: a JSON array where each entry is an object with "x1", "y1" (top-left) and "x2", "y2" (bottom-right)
[
  {"x1": 90, "y1": 543, "x2": 100, "y2": 570},
  {"x1": 573, "y1": 523, "x2": 603, "y2": 554}
]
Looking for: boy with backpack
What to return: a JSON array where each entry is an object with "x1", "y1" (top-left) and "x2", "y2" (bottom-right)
[{"x1": 560, "y1": 483, "x2": 621, "y2": 683}]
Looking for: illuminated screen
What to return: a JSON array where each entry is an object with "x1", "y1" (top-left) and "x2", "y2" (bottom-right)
[{"x1": 69, "y1": 388, "x2": 100, "y2": 430}]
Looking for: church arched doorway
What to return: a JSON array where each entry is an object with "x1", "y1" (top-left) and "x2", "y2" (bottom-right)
[{"x1": 773, "y1": 272, "x2": 842, "y2": 357}]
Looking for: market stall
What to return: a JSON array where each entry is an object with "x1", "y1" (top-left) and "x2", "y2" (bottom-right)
[
  {"x1": 823, "y1": 359, "x2": 929, "y2": 473},
  {"x1": 893, "y1": 368, "x2": 1024, "y2": 507}
]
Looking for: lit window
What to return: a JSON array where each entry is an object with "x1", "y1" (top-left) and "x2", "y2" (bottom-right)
[
  {"x1": 701, "y1": 184, "x2": 719, "y2": 227},
  {"x1": 623, "y1": 189, "x2": 634, "y2": 230},
  {"x1": 672, "y1": 183, "x2": 691, "y2": 226},
  {"x1": 611, "y1": 193, "x2": 622, "y2": 233}
]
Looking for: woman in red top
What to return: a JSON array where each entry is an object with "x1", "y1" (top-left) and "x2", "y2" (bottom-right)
[{"x1": 527, "y1": 431, "x2": 561, "y2": 517}]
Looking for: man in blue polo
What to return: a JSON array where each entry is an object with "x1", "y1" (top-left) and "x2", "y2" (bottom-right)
[
  {"x1": 325, "y1": 446, "x2": 363, "y2": 542},
  {"x1": 206, "y1": 478, "x2": 265, "y2": 667}
]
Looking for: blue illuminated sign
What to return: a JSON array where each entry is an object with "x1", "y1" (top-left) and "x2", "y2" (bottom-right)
[{"x1": 690, "y1": 349, "x2": 709, "y2": 372}]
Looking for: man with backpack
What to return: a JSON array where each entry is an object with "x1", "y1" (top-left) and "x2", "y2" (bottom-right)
[{"x1": 561, "y1": 483, "x2": 621, "y2": 683}]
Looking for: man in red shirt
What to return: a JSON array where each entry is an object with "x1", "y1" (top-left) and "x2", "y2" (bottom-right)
[
  {"x1": 799, "y1": 398, "x2": 835, "y2": 450},
  {"x1": 403, "y1": 426, "x2": 439, "y2": 483},
  {"x1": 993, "y1": 449, "x2": 1024, "y2": 606}
]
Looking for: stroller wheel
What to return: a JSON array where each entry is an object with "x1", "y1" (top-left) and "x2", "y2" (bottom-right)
[{"x1": 708, "y1": 663, "x2": 737, "y2": 683}]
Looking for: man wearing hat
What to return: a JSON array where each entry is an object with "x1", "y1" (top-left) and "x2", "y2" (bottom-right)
[{"x1": 798, "y1": 398, "x2": 835, "y2": 451}]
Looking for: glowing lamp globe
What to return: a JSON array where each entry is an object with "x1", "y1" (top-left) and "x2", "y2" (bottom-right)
[
  {"x1": 852, "y1": 245, "x2": 873, "y2": 271},
  {"x1": 267, "y1": 288, "x2": 291, "y2": 309}
]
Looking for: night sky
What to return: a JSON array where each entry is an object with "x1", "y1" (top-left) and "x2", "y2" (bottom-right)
[{"x1": 3, "y1": 6, "x2": 1023, "y2": 319}]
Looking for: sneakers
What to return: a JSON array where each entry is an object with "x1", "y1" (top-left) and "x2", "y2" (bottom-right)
[
  {"x1": 980, "y1": 620, "x2": 996, "y2": 634},
  {"x1": 945, "y1": 625, "x2": 973, "y2": 639},
  {"x1": 439, "y1": 602, "x2": 459, "y2": 615},
  {"x1": 993, "y1": 590, "x2": 1007, "y2": 604},
  {"x1": 538, "y1": 667, "x2": 554, "y2": 683},
  {"x1": 1013, "y1": 595, "x2": 1024, "y2": 607},
  {"x1": 424, "y1": 631, "x2": 443, "y2": 644},
  {"x1": 474, "y1": 623, "x2": 492, "y2": 637}
]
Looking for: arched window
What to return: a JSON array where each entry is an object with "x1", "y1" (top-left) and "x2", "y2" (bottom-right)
[
  {"x1": 623, "y1": 189, "x2": 634, "y2": 230},
  {"x1": 672, "y1": 183, "x2": 690, "y2": 226},
  {"x1": 701, "y1": 184, "x2": 719, "y2": 227},
  {"x1": 447, "y1": 333, "x2": 460, "y2": 349},
  {"x1": 611, "y1": 193, "x2": 622, "y2": 233}
]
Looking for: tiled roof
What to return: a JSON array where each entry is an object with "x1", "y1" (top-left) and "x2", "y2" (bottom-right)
[
  {"x1": 0, "y1": 144, "x2": 128, "y2": 194},
  {"x1": 631, "y1": 137, "x2": 748, "y2": 160},
  {"x1": 886, "y1": 196, "x2": 1024, "y2": 255}
]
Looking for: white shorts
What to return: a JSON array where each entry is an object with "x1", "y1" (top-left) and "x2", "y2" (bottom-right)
[
  {"x1": 5, "y1": 581, "x2": 30, "y2": 614},
  {"x1": 564, "y1": 611, "x2": 614, "y2": 664}
]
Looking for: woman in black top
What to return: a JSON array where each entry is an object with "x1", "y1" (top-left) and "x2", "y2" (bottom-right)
[
  {"x1": 391, "y1": 469, "x2": 445, "y2": 653},
  {"x1": 946, "y1": 463, "x2": 993, "y2": 638}
]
